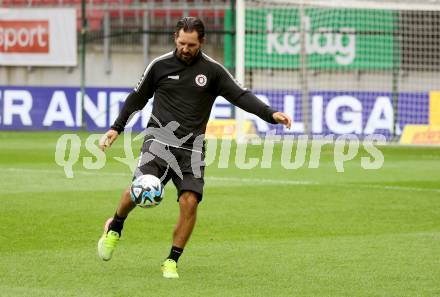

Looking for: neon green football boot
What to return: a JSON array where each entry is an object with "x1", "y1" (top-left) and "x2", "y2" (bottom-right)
[
  {"x1": 97, "y1": 218, "x2": 120, "y2": 261},
  {"x1": 161, "y1": 259, "x2": 179, "y2": 279}
]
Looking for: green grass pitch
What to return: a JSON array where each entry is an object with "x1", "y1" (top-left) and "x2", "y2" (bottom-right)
[{"x1": 0, "y1": 131, "x2": 439, "y2": 297}]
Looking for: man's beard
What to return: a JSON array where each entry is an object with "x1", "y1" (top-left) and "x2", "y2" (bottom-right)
[{"x1": 176, "y1": 49, "x2": 199, "y2": 64}]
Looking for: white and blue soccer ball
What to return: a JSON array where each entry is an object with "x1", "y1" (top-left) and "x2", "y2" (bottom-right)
[{"x1": 130, "y1": 174, "x2": 164, "y2": 208}]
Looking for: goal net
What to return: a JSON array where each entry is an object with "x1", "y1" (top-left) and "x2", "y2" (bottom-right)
[{"x1": 228, "y1": 0, "x2": 440, "y2": 142}]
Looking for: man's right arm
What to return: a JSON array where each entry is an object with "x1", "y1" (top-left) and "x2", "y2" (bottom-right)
[
  {"x1": 110, "y1": 91, "x2": 149, "y2": 133},
  {"x1": 99, "y1": 91, "x2": 149, "y2": 151},
  {"x1": 111, "y1": 62, "x2": 157, "y2": 134},
  {"x1": 99, "y1": 63, "x2": 156, "y2": 151}
]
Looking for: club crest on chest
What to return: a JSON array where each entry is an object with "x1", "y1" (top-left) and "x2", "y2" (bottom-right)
[{"x1": 195, "y1": 74, "x2": 207, "y2": 87}]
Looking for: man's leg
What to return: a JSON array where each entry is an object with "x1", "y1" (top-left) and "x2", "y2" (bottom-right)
[
  {"x1": 117, "y1": 186, "x2": 137, "y2": 216},
  {"x1": 98, "y1": 186, "x2": 136, "y2": 261},
  {"x1": 107, "y1": 186, "x2": 137, "y2": 234},
  {"x1": 98, "y1": 138, "x2": 169, "y2": 261},
  {"x1": 173, "y1": 191, "x2": 199, "y2": 248},
  {"x1": 162, "y1": 191, "x2": 199, "y2": 279}
]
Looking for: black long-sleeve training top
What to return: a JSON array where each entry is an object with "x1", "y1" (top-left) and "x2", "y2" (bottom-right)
[{"x1": 111, "y1": 50, "x2": 277, "y2": 150}]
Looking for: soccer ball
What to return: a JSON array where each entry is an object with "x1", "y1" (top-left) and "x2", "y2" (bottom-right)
[{"x1": 130, "y1": 174, "x2": 164, "y2": 208}]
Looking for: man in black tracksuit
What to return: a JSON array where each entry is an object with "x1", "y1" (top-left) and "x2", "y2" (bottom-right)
[{"x1": 97, "y1": 17, "x2": 292, "y2": 278}]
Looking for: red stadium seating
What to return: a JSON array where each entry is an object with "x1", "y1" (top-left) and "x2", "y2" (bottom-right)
[{"x1": 1, "y1": 0, "x2": 226, "y2": 32}]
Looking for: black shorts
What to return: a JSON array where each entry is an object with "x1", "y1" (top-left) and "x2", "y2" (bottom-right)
[{"x1": 133, "y1": 138, "x2": 205, "y2": 202}]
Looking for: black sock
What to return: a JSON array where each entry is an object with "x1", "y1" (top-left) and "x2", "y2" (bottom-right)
[
  {"x1": 167, "y1": 246, "x2": 183, "y2": 263},
  {"x1": 108, "y1": 213, "x2": 126, "y2": 236}
]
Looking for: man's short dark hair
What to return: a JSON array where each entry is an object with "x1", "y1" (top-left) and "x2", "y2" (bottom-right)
[{"x1": 175, "y1": 17, "x2": 205, "y2": 40}]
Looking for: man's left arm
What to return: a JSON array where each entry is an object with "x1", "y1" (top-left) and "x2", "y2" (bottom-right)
[
  {"x1": 215, "y1": 65, "x2": 291, "y2": 129},
  {"x1": 233, "y1": 92, "x2": 291, "y2": 129}
]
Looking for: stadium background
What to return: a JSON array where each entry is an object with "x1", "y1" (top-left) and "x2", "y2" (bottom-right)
[
  {"x1": 1, "y1": 0, "x2": 439, "y2": 144},
  {"x1": 1, "y1": 1, "x2": 439, "y2": 296}
]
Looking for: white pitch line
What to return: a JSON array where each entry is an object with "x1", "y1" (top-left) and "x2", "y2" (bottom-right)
[
  {"x1": 355, "y1": 184, "x2": 440, "y2": 194},
  {"x1": 206, "y1": 176, "x2": 318, "y2": 185},
  {"x1": 2, "y1": 167, "x2": 440, "y2": 194},
  {"x1": 207, "y1": 177, "x2": 440, "y2": 194},
  {"x1": 3, "y1": 167, "x2": 128, "y2": 177}
]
